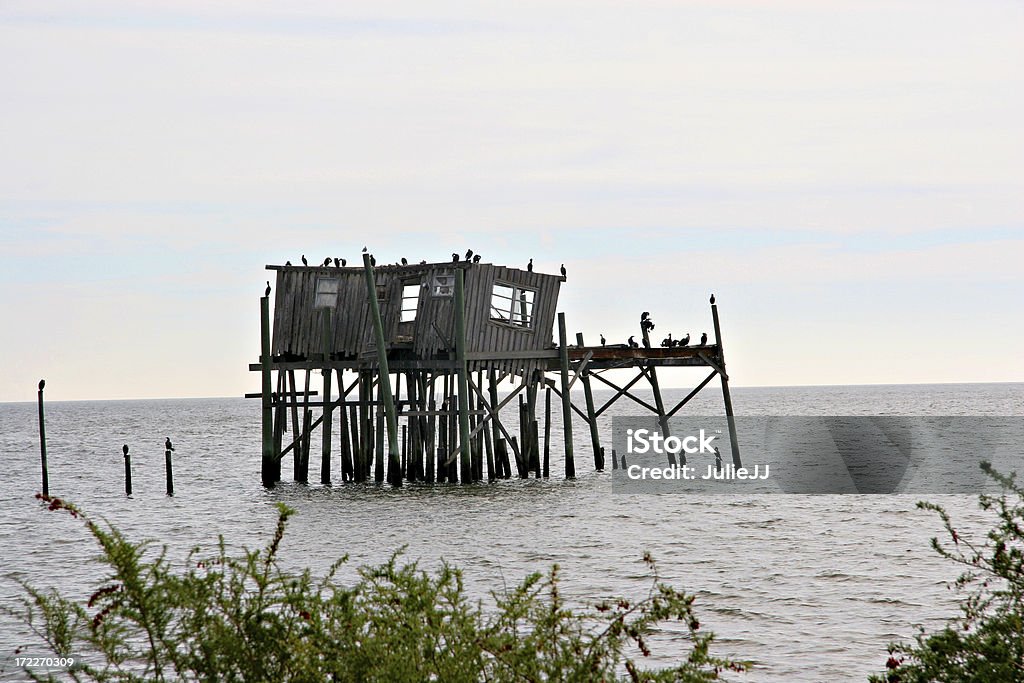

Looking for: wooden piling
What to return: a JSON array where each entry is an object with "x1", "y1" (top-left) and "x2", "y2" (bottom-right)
[
  {"x1": 362, "y1": 254, "x2": 401, "y2": 486},
  {"x1": 338, "y1": 370, "x2": 354, "y2": 481},
  {"x1": 165, "y1": 448, "x2": 174, "y2": 496},
  {"x1": 454, "y1": 268, "x2": 473, "y2": 484},
  {"x1": 260, "y1": 295, "x2": 275, "y2": 487},
  {"x1": 321, "y1": 311, "x2": 333, "y2": 485},
  {"x1": 640, "y1": 321, "x2": 673, "y2": 466},
  {"x1": 711, "y1": 299, "x2": 742, "y2": 467},
  {"x1": 122, "y1": 444, "x2": 132, "y2": 496},
  {"x1": 543, "y1": 386, "x2": 551, "y2": 478},
  {"x1": 557, "y1": 313, "x2": 575, "y2": 478},
  {"x1": 300, "y1": 409, "x2": 312, "y2": 482},
  {"x1": 37, "y1": 379, "x2": 48, "y2": 496},
  {"x1": 576, "y1": 333, "x2": 603, "y2": 471}
]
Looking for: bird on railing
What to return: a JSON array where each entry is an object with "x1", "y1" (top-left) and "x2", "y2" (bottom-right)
[
  {"x1": 265, "y1": 281, "x2": 271, "y2": 297},
  {"x1": 284, "y1": 260, "x2": 292, "y2": 266},
  {"x1": 600, "y1": 334, "x2": 606, "y2": 347},
  {"x1": 628, "y1": 336, "x2": 638, "y2": 348},
  {"x1": 661, "y1": 333, "x2": 673, "y2": 347},
  {"x1": 699, "y1": 332, "x2": 707, "y2": 346},
  {"x1": 680, "y1": 333, "x2": 690, "y2": 347},
  {"x1": 301, "y1": 255, "x2": 308, "y2": 266},
  {"x1": 165, "y1": 437, "x2": 174, "y2": 451},
  {"x1": 527, "y1": 258, "x2": 533, "y2": 272}
]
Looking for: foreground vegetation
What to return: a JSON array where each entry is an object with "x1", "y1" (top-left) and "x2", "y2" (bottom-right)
[
  {"x1": 12, "y1": 494, "x2": 747, "y2": 682},
  {"x1": 872, "y1": 462, "x2": 1024, "y2": 682}
]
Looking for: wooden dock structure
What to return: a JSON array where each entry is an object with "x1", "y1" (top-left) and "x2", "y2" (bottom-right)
[{"x1": 248, "y1": 255, "x2": 740, "y2": 487}]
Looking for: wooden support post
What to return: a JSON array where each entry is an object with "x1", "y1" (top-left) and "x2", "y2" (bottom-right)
[
  {"x1": 641, "y1": 320, "x2": 674, "y2": 466},
  {"x1": 349, "y1": 404, "x2": 362, "y2": 481},
  {"x1": 711, "y1": 299, "x2": 742, "y2": 467},
  {"x1": 576, "y1": 333, "x2": 603, "y2": 471},
  {"x1": 338, "y1": 369, "x2": 353, "y2": 481},
  {"x1": 454, "y1": 268, "x2": 473, "y2": 484},
  {"x1": 288, "y1": 370, "x2": 300, "y2": 477},
  {"x1": 37, "y1": 380, "x2": 48, "y2": 496},
  {"x1": 362, "y1": 254, "x2": 401, "y2": 486},
  {"x1": 543, "y1": 386, "x2": 551, "y2": 478},
  {"x1": 300, "y1": 409, "x2": 312, "y2": 482},
  {"x1": 165, "y1": 448, "x2": 174, "y2": 496},
  {"x1": 122, "y1": 444, "x2": 132, "y2": 497},
  {"x1": 321, "y1": 311, "x2": 333, "y2": 485},
  {"x1": 557, "y1": 312, "x2": 575, "y2": 479},
  {"x1": 260, "y1": 295, "x2": 275, "y2": 487},
  {"x1": 426, "y1": 373, "x2": 437, "y2": 482}
]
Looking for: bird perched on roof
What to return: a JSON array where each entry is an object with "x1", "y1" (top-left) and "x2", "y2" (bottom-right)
[
  {"x1": 341, "y1": 258, "x2": 347, "y2": 267},
  {"x1": 560, "y1": 264, "x2": 566, "y2": 278},
  {"x1": 369, "y1": 255, "x2": 376, "y2": 266},
  {"x1": 472, "y1": 254, "x2": 481, "y2": 263},
  {"x1": 265, "y1": 281, "x2": 271, "y2": 297},
  {"x1": 284, "y1": 260, "x2": 292, "y2": 266},
  {"x1": 465, "y1": 249, "x2": 473, "y2": 261},
  {"x1": 301, "y1": 255, "x2": 308, "y2": 266},
  {"x1": 699, "y1": 332, "x2": 707, "y2": 346},
  {"x1": 324, "y1": 257, "x2": 332, "y2": 267},
  {"x1": 419, "y1": 259, "x2": 427, "y2": 265},
  {"x1": 527, "y1": 258, "x2": 533, "y2": 272},
  {"x1": 600, "y1": 334, "x2": 606, "y2": 347},
  {"x1": 680, "y1": 333, "x2": 690, "y2": 346},
  {"x1": 401, "y1": 257, "x2": 408, "y2": 266},
  {"x1": 452, "y1": 253, "x2": 459, "y2": 263},
  {"x1": 165, "y1": 437, "x2": 174, "y2": 451},
  {"x1": 334, "y1": 257, "x2": 340, "y2": 267},
  {"x1": 628, "y1": 336, "x2": 638, "y2": 348},
  {"x1": 710, "y1": 293, "x2": 716, "y2": 305}
]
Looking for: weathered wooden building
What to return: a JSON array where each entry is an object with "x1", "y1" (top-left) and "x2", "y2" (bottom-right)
[{"x1": 251, "y1": 254, "x2": 741, "y2": 487}]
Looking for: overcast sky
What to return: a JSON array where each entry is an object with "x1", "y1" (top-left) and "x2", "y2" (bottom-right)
[{"x1": 2, "y1": 0, "x2": 1022, "y2": 401}]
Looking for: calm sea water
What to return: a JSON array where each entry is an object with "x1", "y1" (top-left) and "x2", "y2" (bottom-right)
[{"x1": 1, "y1": 382, "x2": 1022, "y2": 681}]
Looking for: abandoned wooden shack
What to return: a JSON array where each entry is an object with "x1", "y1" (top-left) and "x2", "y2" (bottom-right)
[{"x1": 249, "y1": 254, "x2": 741, "y2": 487}]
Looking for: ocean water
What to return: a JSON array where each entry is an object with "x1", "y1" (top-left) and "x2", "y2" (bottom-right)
[{"x1": 1, "y1": 382, "x2": 1022, "y2": 681}]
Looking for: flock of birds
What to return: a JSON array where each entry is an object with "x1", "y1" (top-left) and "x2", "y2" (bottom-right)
[
  {"x1": 275, "y1": 250, "x2": 566, "y2": 278},
  {"x1": 594, "y1": 297, "x2": 716, "y2": 350}
]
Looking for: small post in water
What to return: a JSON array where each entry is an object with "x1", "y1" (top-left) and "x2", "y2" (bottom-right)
[
  {"x1": 164, "y1": 437, "x2": 174, "y2": 496},
  {"x1": 123, "y1": 444, "x2": 133, "y2": 496},
  {"x1": 37, "y1": 379, "x2": 49, "y2": 496}
]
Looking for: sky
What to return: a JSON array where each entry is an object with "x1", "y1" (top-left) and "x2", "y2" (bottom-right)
[{"x1": 1, "y1": 0, "x2": 1022, "y2": 402}]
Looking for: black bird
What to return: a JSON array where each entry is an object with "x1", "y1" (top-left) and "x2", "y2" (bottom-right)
[
  {"x1": 334, "y1": 257, "x2": 340, "y2": 267},
  {"x1": 370, "y1": 255, "x2": 376, "y2": 266},
  {"x1": 452, "y1": 253, "x2": 459, "y2": 263},
  {"x1": 362, "y1": 246, "x2": 367, "y2": 253},
  {"x1": 600, "y1": 334, "x2": 606, "y2": 347},
  {"x1": 527, "y1": 258, "x2": 533, "y2": 272},
  {"x1": 661, "y1": 334, "x2": 672, "y2": 347},
  {"x1": 324, "y1": 257, "x2": 332, "y2": 267},
  {"x1": 38, "y1": 379, "x2": 45, "y2": 391},
  {"x1": 628, "y1": 335, "x2": 638, "y2": 348},
  {"x1": 560, "y1": 263, "x2": 566, "y2": 278},
  {"x1": 641, "y1": 311, "x2": 650, "y2": 321},
  {"x1": 265, "y1": 281, "x2": 271, "y2": 297},
  {"x1": 419, "y1": 259, "x2": 427, "y2": 265},
  {"x1": 472, "y1": 254, "x2": 481, "y2": 263},
  {"x1": 341, "y1": 258, "x2": 347, "y2": 267},
  {"x1": 284, "y1": 260, "x2": 292, "y2": 266},
  {"x1": 710, "y1": 293, "x2": 716, "y2": 305},
  {"x1": 680, "y1": 333, "x2": 690, "y2": 346},
  {"x1": 122, "y1": 444, "x2": 129, "y2": 457},
  {"x1": 700, "y1": 332, "x2": 708, "y2": 346},
  {"x1": 165, "y1": 437, "x2": 174, "y2": 451},
  {"x1": 465, "y1": 249, "x2": 473, "y2": 261},
  {"x1": 401, "y1": 257, "x2": 408, "y2": 266},
  {"x1": 301, "y1": 254, "x2": 308, "y2": 266}
]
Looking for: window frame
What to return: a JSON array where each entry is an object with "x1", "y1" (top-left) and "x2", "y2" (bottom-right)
[{"x1": 489, "y1": 280, "x2": 537, "y2": 330}]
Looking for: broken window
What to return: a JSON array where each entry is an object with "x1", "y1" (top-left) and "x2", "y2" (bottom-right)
[
  {"x1": 490, "y1": 282, "x2": 536, "y2": 328},
  {"x1": 314, "y1": 277, "x2": 339, "y2": 308},
  {"x1": 431, "y1": 272, "x2": 454, "y2": 297},
  {"x1": 400, "y1": 283, "x2": 421, "y2": 322}
]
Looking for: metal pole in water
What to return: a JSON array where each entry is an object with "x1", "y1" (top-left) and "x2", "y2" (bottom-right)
[
  {"x1": 123, "y1": 444, "x2": 132, "y2": 497},
  {"x1": 37, "y1": 379, "x2": 48, "y2": 496}
]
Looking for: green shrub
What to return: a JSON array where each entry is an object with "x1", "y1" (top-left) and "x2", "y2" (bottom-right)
[
  {"x1": 872, "y1": 462, "x2": 1024, "y2": 682},
  {"x1": 11, "y1": 495, "x2": 747, "y2": 682}
]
